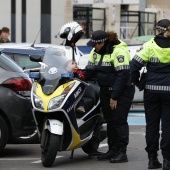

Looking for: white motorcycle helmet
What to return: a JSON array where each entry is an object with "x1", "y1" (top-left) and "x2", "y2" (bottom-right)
[{"x1": 55, "y1": 21, "x2": 83, "y2": 45}]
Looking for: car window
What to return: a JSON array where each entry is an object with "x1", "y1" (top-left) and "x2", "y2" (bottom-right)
[
  {"x1": 14, "y1": 54, "x2": 40, "y2": 69},
  {"x1": 3, "y1": 53, "x2": 14, "y2": 60},
  {"x1": 0, "y1": 53, "x2": 24, "y2": 72}
]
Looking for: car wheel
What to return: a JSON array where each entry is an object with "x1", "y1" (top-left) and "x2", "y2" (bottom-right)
[{"x1": 0, "y1": 115, "x2": 9, "y2": 153}]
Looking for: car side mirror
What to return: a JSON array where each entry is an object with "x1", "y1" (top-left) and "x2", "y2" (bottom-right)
[{"x1": 30, "y1": 55, "x2": 43, "y2": 62}]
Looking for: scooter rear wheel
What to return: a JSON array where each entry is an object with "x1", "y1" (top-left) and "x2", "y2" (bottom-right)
[
  {"x1": 82, "y1": 122, "x2": 107, "y2": 156},
  {"x1": 82, "y1": 140, "x2": 100, "y2": 155},
  {"x1": 41, "y1": 129, "x2": 61, "y2": 167}
]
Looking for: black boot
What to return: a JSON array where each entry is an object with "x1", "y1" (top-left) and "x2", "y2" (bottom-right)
[
  {"x1": 110, "y1": 152, "x2": 128, "y2": 163},
  {"x1": 148, "y1": 157, "x2": 162, "y2": 169},
  {"x1": 97, "y1": 150, "x2": 116, "y2": 161},
  {"x1": 163, "y1": 159, "x2": 170, "y2": 170},
  {"x1": 148, "y1": 152, "x2": 162, "y2": 169},
  {"x1": 97, "y1": 122, "x2": 117, "y2": 161},
  {"x1": 110, "y1": 146, "x2": 128, "y2": 163},
  {"x1": 110, "y1": 148, "x2": 128, "y2": 163}
]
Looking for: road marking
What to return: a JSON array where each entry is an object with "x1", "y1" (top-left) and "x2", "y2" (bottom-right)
[
  {"x1": 130, "y1": 132, "x2": 145, "y2": 135},
  {"x1": 31, "y1": 160, "x2": 41, "y2": 164},
  {"x1": 31, "y1": 156, "x2": 63, "y2": 164},
  {"x1": 129, "y1": 113, "x2": 145, "y2": 117},
  {"x1": 0, "y1": 158, "x2": 39, "y2": 161},
  {"x1": 128, "y1": 117, "x2": 146, "y2": 125},
  {"x1": 0, "y1": 156, "x2": 63, "y2": 162}
]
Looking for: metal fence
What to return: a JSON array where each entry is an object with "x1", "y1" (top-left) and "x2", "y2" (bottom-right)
[{"x1": 120, "y1": 11, "x2": 157, "y2": 39}]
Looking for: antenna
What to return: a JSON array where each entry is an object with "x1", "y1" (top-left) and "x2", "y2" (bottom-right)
[{"x1": 31, "y1": 28, "x2": 41, "y2": 47}]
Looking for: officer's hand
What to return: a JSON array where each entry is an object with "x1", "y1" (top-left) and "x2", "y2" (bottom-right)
[{"x1": 110, "y1": 98, "x2": 117, "y2": 110}]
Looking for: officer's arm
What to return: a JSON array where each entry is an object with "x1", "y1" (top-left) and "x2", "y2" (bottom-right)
[
  {"x1": 130, "y1": 58, "x2": 143, "y2": 87},
  {"x1": 111, "y1": 69, "x2": 130, "y2": 100},
  {"x1": 130, "y1": 44, "x2": 149, "y2": 87},
  {"x1": 84, "y1": 51, "x2": 97, "y2": 81},
  {"x1": 111, "y1": 49, "x2": 131, "y2": 100}
]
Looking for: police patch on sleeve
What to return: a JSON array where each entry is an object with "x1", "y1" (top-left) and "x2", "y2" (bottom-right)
[
  {"x1": 93, "y1": 53, "x2": 97, "y2": 60},
  {"x1": 117, "y1": 55, "x2": 124, "y2": 63}
]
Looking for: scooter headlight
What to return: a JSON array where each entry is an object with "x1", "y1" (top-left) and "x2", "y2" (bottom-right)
[
  {"x1": 48, "y1": 82, "x2": 75, "y2": 110},
  {"x1": 34, "y1": 94, "x2": 44, "y2": 109},
  {"x1": 48, "y1": 94, "x2": 66, "y2": 109}
]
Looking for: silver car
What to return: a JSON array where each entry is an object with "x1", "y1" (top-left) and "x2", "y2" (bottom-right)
[{"x1": 0, "y1": 51, "x2": 37, "y2": 153}]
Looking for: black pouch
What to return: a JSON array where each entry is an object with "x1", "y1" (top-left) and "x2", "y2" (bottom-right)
[{"x1": 138, "y1": 67, "x2": 147, "y2": 91}]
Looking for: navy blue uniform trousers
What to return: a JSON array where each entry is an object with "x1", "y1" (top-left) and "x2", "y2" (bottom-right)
[
  {"x1": 144, "y1": 90, "x2": 170, "y2": 159},
  {"x1": 100, "y1": 85, "x2": 135, "y2": 152}
]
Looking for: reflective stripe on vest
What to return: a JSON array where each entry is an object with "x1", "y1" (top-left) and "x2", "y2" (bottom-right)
[
  {"x1": 115, "y1": 65, "x2": 130, "y2": 71},
  {"x1": 133, "y1": 55, "x2": 144, "y2": 65},
  {"x1": 145, "y1": 85, "x2": 170, "y2": 91},
  {"x1": 149, "y1": 57, "x2": 160, "y2": 63}
]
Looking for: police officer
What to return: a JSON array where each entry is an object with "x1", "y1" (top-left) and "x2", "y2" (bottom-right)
[
  {"x1": 86, "y1": 30, "x2": 135, "y2": 163},
  {"x1": 130, "y1": 19, "x2": 170, "y2": 170}
]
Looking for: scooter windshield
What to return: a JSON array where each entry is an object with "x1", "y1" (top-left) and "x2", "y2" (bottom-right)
[{"x1": 40, "y1": 46, "x2": 73, "y2": 95}]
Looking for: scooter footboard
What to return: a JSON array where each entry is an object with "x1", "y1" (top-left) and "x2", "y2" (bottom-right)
[{"x1": 45, "y1": 119, "x2": 63, "y2": 135}]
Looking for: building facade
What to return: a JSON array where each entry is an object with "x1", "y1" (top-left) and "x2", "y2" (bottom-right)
[
  {"x1": 0, "y1": 0, "x2": 170, "y2": 44},
  {"x1": 0, "y1": 0, "x2": 73, "y2": 44}
]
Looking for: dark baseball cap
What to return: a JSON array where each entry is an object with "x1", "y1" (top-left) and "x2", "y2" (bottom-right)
[
  {"x1": 87, "y1": 30, "x2": 108, "y2": 47},
  {"x1": 156, "y1": 19, "x2": 170, "y2": 31}
]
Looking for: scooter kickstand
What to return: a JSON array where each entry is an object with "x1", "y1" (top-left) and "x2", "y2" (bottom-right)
[{"x1": 70, "y1": 150, "x2": 74, "y2": 159}]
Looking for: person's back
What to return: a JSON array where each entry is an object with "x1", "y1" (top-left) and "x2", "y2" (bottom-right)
[
  {"x1": 0, "y1": 27, "x2": 10, "y2": 43},
  {"x1": 130, "y1": 19, "x2": 170, "y2": 170}
]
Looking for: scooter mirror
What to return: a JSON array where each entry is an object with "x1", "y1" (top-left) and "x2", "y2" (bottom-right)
[{"x1": 30, "y1": 55, "x2": 43, "y2": 62}]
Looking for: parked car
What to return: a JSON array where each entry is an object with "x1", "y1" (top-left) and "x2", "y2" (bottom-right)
[
  {"x1": 1, "y1": 48, "x2": 44, "y2": 73},
  {"x1": 0, "y1": 50, "x2": 38, "y2": 153},
  {"x1": 0, "y1": 43, "x2": 84, "y2": 72}
]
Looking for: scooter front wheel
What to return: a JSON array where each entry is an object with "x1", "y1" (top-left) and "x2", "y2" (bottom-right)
[{"x1": 41, "y1": 129, "x2": 61, "y2": 167}]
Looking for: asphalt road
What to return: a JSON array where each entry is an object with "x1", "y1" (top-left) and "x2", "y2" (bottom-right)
[{"x1": 0, "y1": 125, "x2": 163, "y2": 170}]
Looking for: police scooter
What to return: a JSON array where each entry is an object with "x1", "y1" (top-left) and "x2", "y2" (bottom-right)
[{"x1": 29, "y1": 22, "x2": 106, "y2": 167}]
